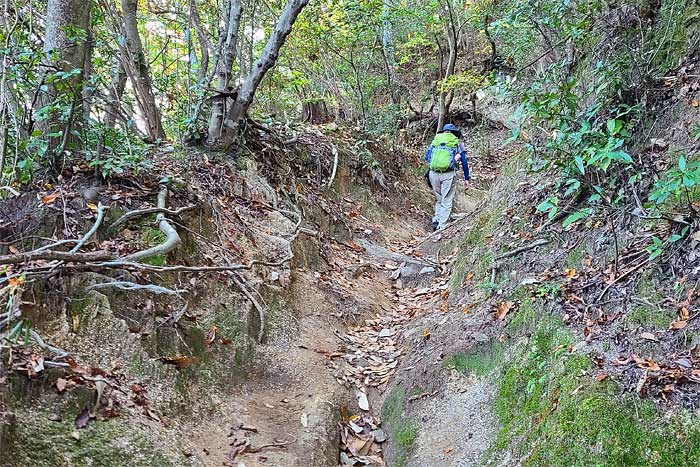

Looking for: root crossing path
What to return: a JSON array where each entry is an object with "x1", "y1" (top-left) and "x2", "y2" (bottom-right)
[{"x1": 187, "y1": 190, "x2": 490, "y2": 467}]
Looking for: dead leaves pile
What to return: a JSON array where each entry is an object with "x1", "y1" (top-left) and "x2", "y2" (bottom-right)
[
  {"x1": 334, "y1": 317, "x2": 402, "y2": 389},
  {"x1": 339, "y1": 405, "x2": 386, "y2": 466}
]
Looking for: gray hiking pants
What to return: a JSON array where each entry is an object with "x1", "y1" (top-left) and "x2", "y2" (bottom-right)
[{"x1": 429, "y1": 170, "x2": 456, "y2": 229}]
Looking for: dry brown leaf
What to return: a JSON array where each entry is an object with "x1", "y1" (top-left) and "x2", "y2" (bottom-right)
[
  {"x1": 595, "y1": 374, "x2": 608, "y2": 382},
  {"x1": 206, "y1": 325, "x2": 217, "y2": 346},
  {"x1": 41, "y1": 193, "x2": 59, "y2": 204},
  {"x1": 680, "y1": 307, "x2": 690, "y2": 321},
  {"x1": 670, "y1": 320, "x2": 688, "y2": 330},
  {"x1": 692, "y1": 99, "x2": 699, "y2": 107},
  {"x1": 495, "y1": 301, "x2": 515, "y2": 321},
  {"x1": 56, "y1": 378, "x2": 67, "y2": 392},
  {"x1": 158, "y1": 355, "x2": 197, "y2": 369},
  {"x1": 640, "y1": 332, "x2": 657, "y2": 341}
]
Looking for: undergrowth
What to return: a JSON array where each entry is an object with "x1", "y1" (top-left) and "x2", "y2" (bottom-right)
[{"x1": 489, "y1": 310, "x2": 700, "y2": 466}]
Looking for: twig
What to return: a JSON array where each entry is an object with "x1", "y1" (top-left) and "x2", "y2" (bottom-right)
[
  {"x1": 595, "y1": 258, "x2": 651, "y2": 303},
  {"x1": 326, "y1": 143, "x2": 339, "y2": 188},
  {"x1": 70, "y1": 203, "x2": 107, "y2": 253},
  {"x1": 247, "y1": 438, "x2": 294, "y2": 453},
  {"x1": 494, "y1": 238, "x2": 551, "y2": 261},
  {"x1": 108, "y1": 204, "x2": 197, "y2": 232},
  {"x1": 30, "y1": 330, "x2": 69, "y2": 359},
  {"x1": 0, "y1": 186, "x2": 19, "y2": 196},
  {"x1": 86, "y1": 281, "x2": 186, "y2": 295}
]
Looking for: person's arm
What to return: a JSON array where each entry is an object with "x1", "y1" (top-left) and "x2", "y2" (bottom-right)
[
  {"x1": 424, "y1": 146, "x2": 433, "y2": 163},
  {"x1": 460, "y1": 151, "x2": 470, "y2": 180}
]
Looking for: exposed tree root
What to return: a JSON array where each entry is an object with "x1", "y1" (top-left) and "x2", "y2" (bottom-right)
[
  {"x1": 124, "y1": 188, "x2": 182, "y2": 262},
  {"x1": 108, "y1": 204, "x2": 197, "y2": 232},
  {"x1": 70, "y1": 203, "x2": 107, "y2": 253},
  {"x1": 87, "y1": 281, "x2": 186, "y2": 295}
]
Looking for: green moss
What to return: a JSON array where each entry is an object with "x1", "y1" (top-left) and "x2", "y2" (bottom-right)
[
  {"x1": 565, "y1": 245, "x2": 585, "y2": 269},
  {"x1": 625, "y1": 305, "x2": 675, "y2": 330},
  {"x1": 6, "y1": 410, "x2": 177, "y2": 467},
  {"x1": 490, "y1": 316, "x2": 700, "y2": 467},
  {"x1": 382, "y1": 387, "x2": 419, "y2": 462},
  {"x1": 395, "y1": 423, "x2": 418, "y2": 449},
  {"x1": 444, "y1": 341, "x2": 505, "y2": 376},
  {"x1": 506, "y1": 292, "x2": 540, "y2": 334}
]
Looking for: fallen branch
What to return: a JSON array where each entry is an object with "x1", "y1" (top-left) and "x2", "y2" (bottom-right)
[
  {"x1": 86, "y1": 281, "x2": 186, "y2": 295},
  {"x1": 109, "y1": 204, "x2": 197, "y2": 232},
  {"x1": 70, "y1": 203, "x2": 108, "y2": 253},
  {"x1": 0, "y1": 250, "x2": 113, "y2": 265},
  {"x1": 0, "y1": 186, "x2": 19, "y2": 196},
  {"x1": 494, "y1": 238, "x2": 551, "y2": 261},
  {"x1": 30, "y1": 330, "x2": 69, "y2": 359},
  {"x1": 124, "y1": 188, "x2": 182, "y2": 262}
]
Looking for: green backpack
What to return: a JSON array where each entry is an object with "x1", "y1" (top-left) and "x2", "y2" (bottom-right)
[{"x1": 429, "y1": 132, "x2": 459, "y2": 172}]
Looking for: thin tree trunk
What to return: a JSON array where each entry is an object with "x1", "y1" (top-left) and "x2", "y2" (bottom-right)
[
  {"x1": 206, "y1": 0, "x2": 242, "y2": 143},
  {"x1": 105, "y1": 60, "x2": 127, "y2": 129},
  {"x1": 381, "y1": 0, "x2": 398, "y2": 104},
  {"x1": 220, "y1": 0, "x2": 310, "y2": 145},
  {"x1": 42, "y1": 0, "x2": 90, "y2": 168},
  {"x1": 189, "y1": 0, "x2": 212, "y2": 83},
  {"x1": 437, "y1": 0, "x2": 459, "y2": 131},
  {"x1": 121, "y1": 0, "x2": 165, "y2": 142}
]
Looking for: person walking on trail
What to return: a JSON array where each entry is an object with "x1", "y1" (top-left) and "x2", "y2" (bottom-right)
[{"x1": 424, "y1": 123, "x2": 471, "y2": 231}]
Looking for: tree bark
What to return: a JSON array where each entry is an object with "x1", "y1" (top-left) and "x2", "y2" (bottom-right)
[
  {"x1": 189, "y1": 0, "x2": 212, "y2": 83},
  {"x1": 220, "y1": 0, "x2": 310, "y2": 144},
  {"x1": 104, "y1": 60, "x2": 128, "y2": 129},
  {"x1": 42, "y1": 0, "x2": 90, "y2": 168},
  {"x1": 206, "y1": 0, "x2": 242, "y2": 144},
  {"x1": 437, "y1": 0, "x2": 459, "y2": 131},
  {"x1": 121, "y1": 0, "x2": 166, "y2": 142}
]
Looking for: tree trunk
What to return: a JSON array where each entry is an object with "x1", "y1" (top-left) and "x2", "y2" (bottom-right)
[
  {"x1": 302, "y1": 99, "x2": 331, "y2": 124},
  {"x1": 104, "y1": 60, "x2": 127, "y2": 129},
  {"x1": 437, "y1": 0, "x2": 460, "y2": 131},
  {"x1": 206, "y1": 0, "x2": 242, "y2": 144},
  {"x1": 381, "y1": 0, "x2": 398, "y2": 104},
  {"x1": 220, "y1": 0, "x2": 310, "y2": 145},
  {"x1": 437, "y1": 23, "x2": 457, "y2": 130},
  {"x1": 42, "y1": 0, "x2": 90, "y2": 168},
  {"x1": 190, "y1": 0, "x2": 213, "y2": 83},
  {"x1": 121, "y1": 0, "x2": 165, "y2": 142}
]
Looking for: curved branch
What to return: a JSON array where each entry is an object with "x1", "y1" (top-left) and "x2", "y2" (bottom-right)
[
  {"x1": 123, "y1": 188, "x2": 182, "y2": 262},
  {"x1": 70, "y1": 203, "x2": 107, "y2": 253},
  {"x1": 108, "y1": 204, "x2": 197, "y2": 232}
]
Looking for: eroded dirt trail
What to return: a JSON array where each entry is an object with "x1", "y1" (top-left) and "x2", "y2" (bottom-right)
[{"x1": 180, "y1": 165, "x2": 492, "y2": 467}]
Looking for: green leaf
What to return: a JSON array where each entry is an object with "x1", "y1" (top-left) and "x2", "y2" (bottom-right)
[
  {"x1": 562, "y1": 209, "x2": 591, "y2": 228},
  {"x1": 648, "y1": 248, "x2": 663, "y2": 260},
  {"x1": 679, "y1": 155, "x2": 687, "y2": 171},
  {"x1": 574, "y1": 155, "x2": 585, "y2": 174}
]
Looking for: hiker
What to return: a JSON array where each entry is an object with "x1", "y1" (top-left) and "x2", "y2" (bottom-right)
[{"x1": 424, "y1": 123, "x2": 471, "y2": 231}]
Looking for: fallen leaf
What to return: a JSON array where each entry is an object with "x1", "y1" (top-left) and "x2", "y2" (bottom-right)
[
  {"x1": 158, "y1": 355, "x2": 197, "y2": 369},
  {"x1": 56, "y1": 378, "x2": 67, "y2": 392},
  {"x1": 595, "y1": 374, "x2": 608, "y2": 382},
  {"x1": 300, "y1": 412, "x2": 309, "y2": 427},
  {"x1": 356, "y1": 391, "x2": 370, "y2": 411},
  {"x1": 41, "y1": 193, "x2": 59, "y2": 204},
  {"x1": 564, "y1": 268, "x2": 578, "y2": 280},
  {"x1": 680, "y1": 307, "x2": 690, "y2": 321},
  {"x1": 206, "y1": 325, "x2": 217, "y2": 346},
  {"x1": 692, "y1": 99, "x2": 699, "y2": 107},
  {"x1": 640, "y1": 332, "x2": 657, "y2": 341},
  {"x1": 421, "y1": 329, "x2": 431, "y2": 339},
  {"x1": 670, "y1": 320, "x2": 688, "y2": 330},
  {"x1": 495, "y1": 301, "x2": 515, "y2": 321},
  {"x1": 443, "y1": 447, "x2": 454, "y2": 454}
]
